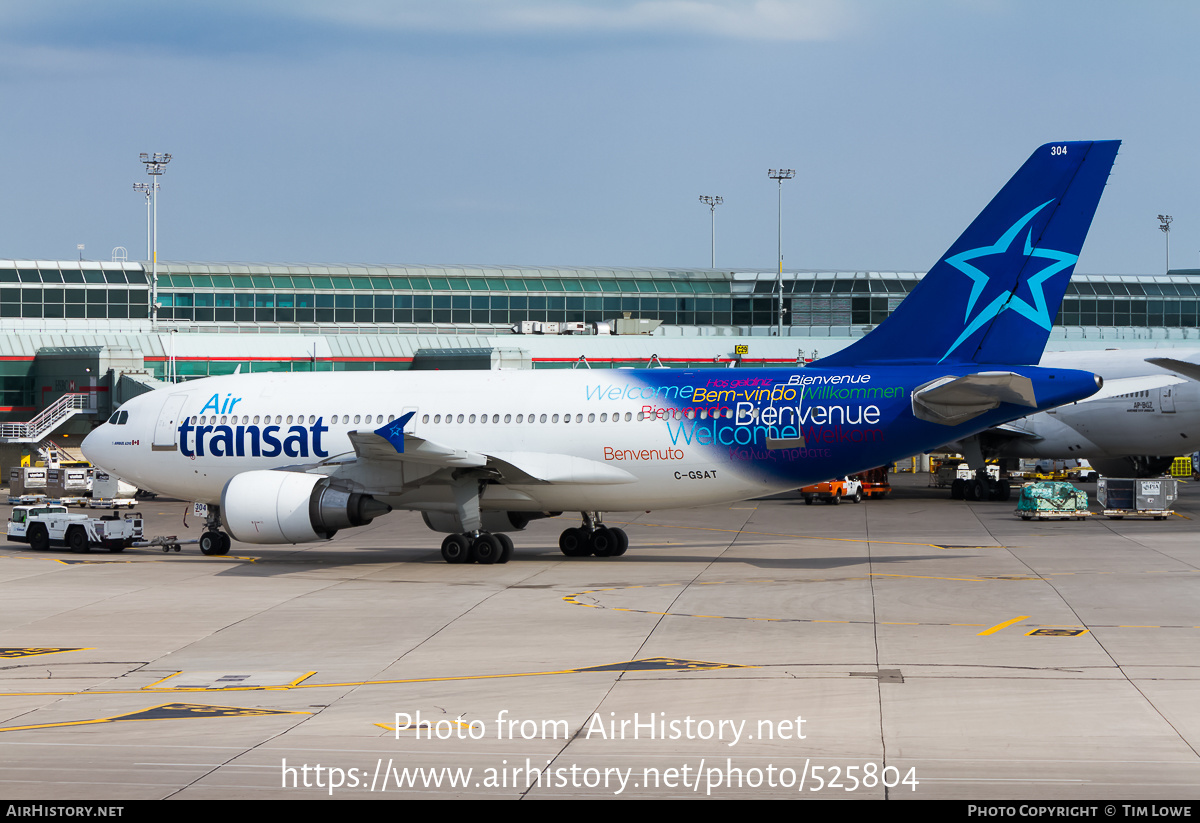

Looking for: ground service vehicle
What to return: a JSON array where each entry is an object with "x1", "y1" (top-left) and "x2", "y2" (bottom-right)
[
  {"x1": 7, "y1": 506, "x2": 142, "y2": 553},
  {"x1": 801, "y1": 477, "x2": 863, "y2": 504},
  {"x1": 853, "y1": 466, "x2": 891, "y2": 498}
]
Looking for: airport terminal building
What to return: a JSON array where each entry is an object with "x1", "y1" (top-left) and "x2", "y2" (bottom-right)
[
  {"x1": 6, "y1": 258, "x2": 1200, "y2": 333},
  {"x1": 2, "y1": 257, "x2": 1199, "y2": 458}
]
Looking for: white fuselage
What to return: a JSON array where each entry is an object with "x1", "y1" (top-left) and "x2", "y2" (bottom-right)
[
  {"x1": 83, "y1": 370, "x2": 773, "y2": 512},
  {"x1": 82, "y1": 362, "x2": 1102, "y2": 521},
  {"x1": 1004, "y1": 350, "x2": 1200, "y2": 460}
]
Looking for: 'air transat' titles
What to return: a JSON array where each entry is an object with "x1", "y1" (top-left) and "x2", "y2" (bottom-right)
[
  {"x1": 588, "y1": 373, "x2": 909, "y2": 462},
  {"x1": 176, "y1": 394, "x2": 329, "y2": 458}
]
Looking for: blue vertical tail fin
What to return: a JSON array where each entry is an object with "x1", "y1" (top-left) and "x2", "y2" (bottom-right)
[{"x1": 816, "y1": 141, "x2": 1120, "y2": 367}]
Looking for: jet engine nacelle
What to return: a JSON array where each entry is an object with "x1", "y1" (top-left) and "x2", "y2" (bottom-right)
[
  {"x1": 221, "y1": 470, "x2": 391, "y2": 544},
  {"x1": 421, "y1": 510, "x2": 555, "y2": 535},
  {"x1": 1088, "y1": 455, "x2": 1177, "y2": 479}
]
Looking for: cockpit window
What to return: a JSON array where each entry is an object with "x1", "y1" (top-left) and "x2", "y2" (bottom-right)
[{"x1": 107, "y1": 410, "x2": 130, "y2": 425}]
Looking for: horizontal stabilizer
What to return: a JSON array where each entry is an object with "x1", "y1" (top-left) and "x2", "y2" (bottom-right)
[
  {"x1": 912, "y1": 372, "x2": 1037, "y2": 426},
  {"x1": 1146, "y1": 357, "x2": 1200, "y2": 383}
]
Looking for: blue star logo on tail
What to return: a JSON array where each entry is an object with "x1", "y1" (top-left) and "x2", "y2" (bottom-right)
[
  {"x1": 939, "y1": 200, "x2": 1078, "y2": 363},
  {"x1": 374, "y1": 411, "x2": 415, "y2": 454}
]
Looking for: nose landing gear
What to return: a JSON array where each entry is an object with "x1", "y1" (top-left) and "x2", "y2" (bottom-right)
[{"x1": 199, "y1": 505, "x2": 233, "y2": 556}]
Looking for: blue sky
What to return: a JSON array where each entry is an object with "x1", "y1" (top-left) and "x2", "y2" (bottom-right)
[{"x1": 0, "y1": 1, "x2": 1195, "y2": 274}]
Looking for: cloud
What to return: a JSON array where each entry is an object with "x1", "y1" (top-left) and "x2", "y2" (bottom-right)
[
  {"x1": 287, "y1": 0, "x2": 859, "y2": 42},
  {"x1": 0, "y1": 1, "x2": 858, "y2": 72}
]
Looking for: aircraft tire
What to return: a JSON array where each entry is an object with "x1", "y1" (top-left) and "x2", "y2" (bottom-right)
[
  {"x1": 590, "y1": 528, "x2": 617, "y2": 557},
  {"x1": 200, "y1": 531, "x2": 229, "y2": 556},
  {"x1": 609, "y1": 528, "x2": 628, "y2": 556},
  {"x1": 28, "y1": 525, "x2": 49, "y2": 552},
  {"x1": 473, "y1": 533, "x2": 502, "y2": 565},
  {"x1": 559, "y1": 527, "x2": 591, "y2": 557},
  {"x1": 496, "y1": 533, "x2": 514, "y2": 564},
  {"x1": 67, "y1": 527, "x2": 90, "y2": 554},
  {"x1": 998, "y1": 480, "x2": 1012, "y2": 502},
  {"x1": 441, "y1": 533, "x2": 471, "y2": 564}
]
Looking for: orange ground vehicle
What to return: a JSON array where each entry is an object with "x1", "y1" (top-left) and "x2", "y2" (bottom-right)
[
  {"x1": 800, "y1": 476, "x2": 863, "y2": 505},
  {"x1": 852, "y1": 466, "x2": 891, "y2": 499}
]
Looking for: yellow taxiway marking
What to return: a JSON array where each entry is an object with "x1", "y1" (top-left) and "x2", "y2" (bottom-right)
[
  {"x1": 871, "y1": 573, "x2": 992, "y2": 583},
  {"x1": 0, "y1": 703, "x2": 309, "y2": 733},
  {"x1": 627, "y1": 520, "x2": 1002, "y2": 551},
  {"x1": 376, "y1": 716, "x2": 475, "y2": 734},
  {"x1": 0, "y1": 658, "x2": 751, "y2": 699},
  {"x1": 146, "y1": 671, "x2": 317, "y2": 690},
  {"x1": 1, "y1": 554, "x2": 256, "y2": 565},
  {"x1": 0, "y1": 647, "x2": 91, "y2": 659},
  {"x1": 978, "y1": 616, "x2": 1031, "y2": 636}
]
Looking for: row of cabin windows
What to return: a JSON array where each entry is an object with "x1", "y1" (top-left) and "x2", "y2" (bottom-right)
[
  {"x1": 193, "y1": 414, "x2": 394, "y2": 426},
  {"x1": 189, "y1": 409, "x2": 739, "y2": 427},
  {"x1": 422, "y1": 409, "x2": 737, "y2": 425}
]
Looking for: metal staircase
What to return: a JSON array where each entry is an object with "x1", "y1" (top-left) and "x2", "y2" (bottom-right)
[
  {"x1": 0, "y1": 393, "x2": 92, "y2": 443},
  {"x1": 37, "y1": 438, "x2": 87, "y2": 466}
]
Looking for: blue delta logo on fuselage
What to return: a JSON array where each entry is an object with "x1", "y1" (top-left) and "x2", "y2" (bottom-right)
[{"x1": 178, "y1": 394, "x2": 329, "y2": 458}]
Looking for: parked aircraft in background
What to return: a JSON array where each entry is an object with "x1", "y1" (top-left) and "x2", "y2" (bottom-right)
[
  {"x1": 945, "y1": 349, "x2": 1198, "y2": 493},
  {"x1": 82, "y1": 141, "x2": 1119, "y2": 562}
]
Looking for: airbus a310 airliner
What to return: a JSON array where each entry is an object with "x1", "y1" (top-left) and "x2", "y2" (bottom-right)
[{"x1": 83, "y1": 141, "x2": 1120, "y2": 563}]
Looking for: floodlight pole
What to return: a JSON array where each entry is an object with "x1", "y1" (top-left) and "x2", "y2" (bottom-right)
[
  {"x1": 133, "y1": 182, "x2": 154, "y2": 261},
  {"x1": 1158, "y1": 214, "x2": 1173, "y2": 273},
  {"x1": 140, "y1": 152, "x2": 172, "y2": 327},
  {"x1": 699, "y1": 195, "x2": 723, "y2": 268},
  {"x1": 768, "y1": 169, "x2": 795, "y2": 336}
]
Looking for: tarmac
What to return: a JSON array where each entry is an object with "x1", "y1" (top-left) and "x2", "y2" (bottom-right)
[{"x1": 1, "y1": 473, "x2": 1198, "y2": 800}]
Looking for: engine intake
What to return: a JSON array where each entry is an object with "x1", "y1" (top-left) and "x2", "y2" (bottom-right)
[{"x1": 221, "y1": 471, "x2": 391, "y2": 544}]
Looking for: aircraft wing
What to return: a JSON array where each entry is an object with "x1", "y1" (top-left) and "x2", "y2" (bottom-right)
[
  {"x1": 348, "y1": 430, "x2": 487, "y2": 467},
  {"x1": 911, "y1": 371, "x2": 1039, "y2": 426},
  {"x1": 346, "y1": 429, "x2": 636, "y2": 485},
  {"x1": 940, "y1": 421, "x2": 1043, "y2": 455},
  {"x1": 1146, "y1": 357, "x2": 1200, "y2": 383},
  {"x1": 990, "y1": 421, "x2": 1042, "y2": 440}
]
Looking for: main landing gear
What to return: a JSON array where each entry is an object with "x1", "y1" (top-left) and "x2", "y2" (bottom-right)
[
  {"x1": 558, "y1": 513, "x2": 628, "y2": 558},
  {"x1": 950, "y1": 470, "x2": 1012, "y2": 502},
  {"x1": 441, "y1": 531, "x2": 514, "y2": 565},
  {"x1": 199, "y1": 505, "x2": 233, "y2": 556}
]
